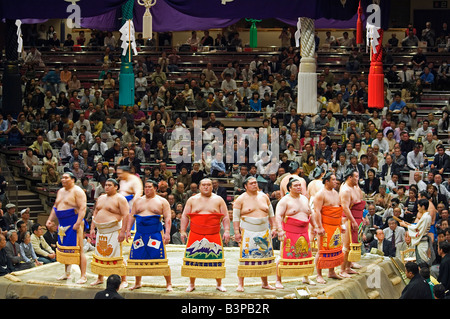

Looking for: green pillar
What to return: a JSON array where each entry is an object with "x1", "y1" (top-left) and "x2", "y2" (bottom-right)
[{"x1": 119, "y1": 0, "x2": 135, "y2": 108}]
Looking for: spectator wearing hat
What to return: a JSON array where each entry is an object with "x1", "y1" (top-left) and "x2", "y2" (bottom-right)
[
  {"x1": 18, "y1": 208, "x2": 33, "y2": 233},
  {"x1": 3, "y1": 204, "x2": 18, "y2": 231}
]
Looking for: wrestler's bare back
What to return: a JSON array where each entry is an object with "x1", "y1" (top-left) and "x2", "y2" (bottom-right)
[
  {"x1": 339, "y1": 182, "x2": 362, "y2": 206},
  {"x1": 94, "y1": 193, "x2": 128, "y2": 224},
  {"x1": 54, "y1": 185, "x2": 85, "y2": 213},
  {"x1": 119, "y1": 174, "x2": 143, "y2": 197},
  {"x1": 234, "y1": 192, "x2": 270, "y2": 218},
  {"x1": 280, "y1": 174, "x2": 308, "y2": 197},
  {"x1": 307, "y1": 179, "x2": 324, "y2": 199}
]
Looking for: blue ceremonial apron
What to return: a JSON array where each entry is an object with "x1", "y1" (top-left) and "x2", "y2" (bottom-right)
[
  {"x1": 55, "y1": 208, "x2": 78, "y2": 247},
  {"x1": 124, "y1": 194, "x2": 135, "y2": 231},
  {"x1": 130, "y1": 215, "x2": 165, "y2": 260}
]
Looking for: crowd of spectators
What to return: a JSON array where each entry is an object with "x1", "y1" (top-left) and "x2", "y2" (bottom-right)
[{"x1": 1, "y1": 21, "x2": 450, "y2": 297}]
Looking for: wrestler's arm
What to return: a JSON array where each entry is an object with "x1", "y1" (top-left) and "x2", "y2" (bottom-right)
[
  {"x1": 162, "y1": 198, "x2": 172, "y2": 245},
  {"x1": 118, "y1": 195, "x2": 130, "y2": 242},
  {"x1": 266, "y1": 195, "x2": 277, "y2": 238},
  {"x1": 275, "y1": 197, "x2": 287, "y2": 241},
  {"x1": 180, "y1": 197, "x2": 192, "y2": 243},
  {"x1": 301, "y1": 178, "x2": 308, "y2": 198},
  {"x1": 219, "y1": 198, "x2": 230, "y2": 245},
  {"x1": 133, "y1": 176, "x2": 143, "y2": 201},
  {"x1": 90, "y1": 197, "x2": 102, "y2": 237},
  {"x1": 126, "y1": 197, "x2": 139, "y2": 239},
  {"x1": 312, "y1": 190, "x2": 325, "y2": 235},
  {"x1": 73, "y1": 186, "x2": 87, "y2": 231},
  {"x1": 232, "y1": 195, "x2": 243, "y2": 243},
  {"x1": 340, "y1": 189, "x2": 357, "y2": 229}
]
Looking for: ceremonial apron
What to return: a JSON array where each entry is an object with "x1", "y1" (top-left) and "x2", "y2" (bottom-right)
[
  {"x1": 237, "y1": 216, "x2": 276, "y2": 278},
  {"x1": 91, "y1": 219, "x2": 126, "y2": 277},
  {"x1": 347, "y1": 200, "x2": 366, "y2": 262},
  {"x1": 181, "y1": 212, "x2": 226, "y2": 279},
  {"x1": 127, "y1": 215, "x2": 170, "y2": 277},
  {"x1": 277, "y1": 216, "x2": 314, "y2": 278},
  {"x1": 55, "y1": 208, "x2": 81, "y2": 265},
  {"x1": 317, "y1": 206, "x2": 344, "y2": 270}
]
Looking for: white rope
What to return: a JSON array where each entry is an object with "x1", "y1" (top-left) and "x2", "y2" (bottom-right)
[{"x1": 300, "y1": 17, "x2": 315, "y2": 59}]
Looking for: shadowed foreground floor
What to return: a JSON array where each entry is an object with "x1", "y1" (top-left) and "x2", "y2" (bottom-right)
[{"x1": 0, "y1": 245, "x2": 407, "y2": 299}]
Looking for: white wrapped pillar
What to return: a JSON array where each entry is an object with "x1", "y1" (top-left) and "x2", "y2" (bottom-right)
[{"x1": 297, "y1": 17, "x2": 317, "y2": 115}]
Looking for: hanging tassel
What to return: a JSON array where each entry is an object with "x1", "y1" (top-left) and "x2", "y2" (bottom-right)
[
  {"x1": 356, "y1": 0, "x2": 364, "y2": 45},
  {"x1": 245, "y1": 18, "x2": 262, "y2": 48},
  {"x1": 137, "y1": 0, "x2": 157, "y2": 39}
]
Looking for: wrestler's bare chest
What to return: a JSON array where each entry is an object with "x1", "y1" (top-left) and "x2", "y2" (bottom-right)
[
  {"x1": 321, "y1": 189, "x2": 340, "y2": 206},
  {"x1": 55, "y1": 188, "x2": 78, "y2": 211},
  {"x1": 240, "y1": 194, "x2": 269, "y2": 217},
  {"x1": 190, "y1": 195, "x2": 221, "y2": 214},
  {"x1": 284, "y1": 197, "x2": 310, "y2": 221},
  {"x1": 96, "y1": 195, "x2": 123, "y2": 218},
  {"x1": 135, "y1": 197, "x2": 164, "y2": 216}
]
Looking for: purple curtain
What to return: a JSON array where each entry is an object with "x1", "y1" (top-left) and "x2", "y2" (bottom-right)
[
  {"x1": 0, "y1": 0, "x2": 126, "y2": 19},
  {"x1": 278, "y1": 13, "x2": 362, "y2": 30},
  {"x1": 81, "y1": 0, "x2": 240, "y2": 32}
]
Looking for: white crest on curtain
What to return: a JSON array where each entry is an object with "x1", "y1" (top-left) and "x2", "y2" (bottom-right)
[
  {"x1": 15, "y1": 20, "x2": 23, "y2": 53},
  {"x1": 294, "y1": 18, "x2": 301, "y2": 47}
]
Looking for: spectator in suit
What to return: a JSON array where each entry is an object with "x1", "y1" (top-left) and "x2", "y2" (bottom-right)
[
  {"x1": 363, "y1": 169, "x2": 380, "y2": 196},
  {"x1": 363, "y1": 204, "x2": 384, "y2": 243},
  {"x1": 369, "y1": 229, "x2": 396, "y2": 257},
  {"x1": 212, "y1": 179, "x2": 228, "y2": 206},
  {"x1": 431, "y1": 144, "x2": 450, "y2": 175},
  {"x1": 400, "y1": 261, "x2": 433, "y2": 299},
  {"x1": 379, "y1": 154, "x2": 400, "y2": 182},
  {"x1": 437, "y1": 241, "x2": 450, "y2": 290},
  {"x1": 0, "y1": 234, "x2": 14, "y2": 276}
]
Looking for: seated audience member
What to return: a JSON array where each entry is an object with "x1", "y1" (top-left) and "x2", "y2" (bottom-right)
[{"x1": 30, "y1": 224, "x2": 56, "y2": 264}]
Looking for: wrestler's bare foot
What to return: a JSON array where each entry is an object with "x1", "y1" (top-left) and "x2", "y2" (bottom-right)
[
  {"x1": 262, "y1": 284, "x2": 276, "y2": 290},
  {"x1": 186, "y1": 284, "x2": 196, "y2": 292},
  {"x1": 345, "y1": 267, "x2": 359, "y2": 274},
  {"x1": 236, "y1": 285, "x2": 245, "y2": 292},
  {"x1": 339, "y1": 271, "x2": 352, "y2": 278},
  {"x1": 275, "y1": 281, "x2": 284, "y2": 289},
  {"x1": 216, "y1": 285, "x2": 227, "y2": 292},
  {"x1": 120, "y1": 281, "x2": 129, "y2": 289},
  {"x1": 328, "y1": 272, "x2": 343, "y2": 280},
  {"x1": 303, "y1": 277, "x2": 316, "y2": 286},
  {"x1": 316, "y1": 276, "x2": 327, "y2": 284},
  {"x1": 57, "y1": 273, "x2": 71, "y2": 281},
  {"x1": 90, "y1": 279, "x2": 104, "y2": 286},
  {"x1": 166, "y1": 284, "x2": 173, "y2": 292},
  {"x1": 129, "y1": 284, "x2": 142, "y2": 291}
]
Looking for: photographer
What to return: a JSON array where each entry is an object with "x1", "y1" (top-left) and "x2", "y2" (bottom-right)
[{"x1": 4, "y1": 120, "x2": 24, "y2": 146}]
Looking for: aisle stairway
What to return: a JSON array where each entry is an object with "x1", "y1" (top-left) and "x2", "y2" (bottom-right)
[{"x1": 6, "y1": 177, "x2": 47, "y2": 224}]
